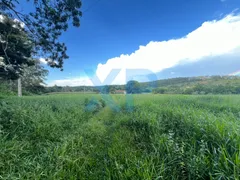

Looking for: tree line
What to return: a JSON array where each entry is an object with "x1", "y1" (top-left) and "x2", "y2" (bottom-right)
[
  {"x1": 42, "y1": 76, "x2": 240, "y2": 95},
  {"x1": 152, "y1": 76, "x2": 240, "y2": 95}
]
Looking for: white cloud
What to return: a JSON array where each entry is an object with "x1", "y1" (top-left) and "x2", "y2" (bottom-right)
[
  {"x1": 39, "y1": 58, "x2": 47, "y2": 64},
  {"x1": 95, "y1": 13, "x2": 240, "y2": 85},
  {"x1": 47, "y1": 13, "x2": 240, "y2": 86},
  {"x1": 48, "y1": 77, "x2": 93, "y2": 86}
]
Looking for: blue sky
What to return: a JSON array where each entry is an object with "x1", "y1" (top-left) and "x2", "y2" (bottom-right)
[{"x1": 25, "y1": 0, "x2": 240, "y2": 86}]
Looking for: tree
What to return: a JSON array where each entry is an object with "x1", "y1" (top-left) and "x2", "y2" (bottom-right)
[
  {"x1": 109, "y1": 86, "x2": 116, "y2": 94},
  {"x1": 235, "y1": 86, "x2": 240, "y2": 94},
  {"x1": 0, "y1": 15, "x2": 34, "y2": 79},
  {"x1": 0, "y1": 59, "x2": 48, "y2": 95},
  {"x1": 153, "y1": 88, "x2": 166, "y2": 94},
  {"x1": 0, "y1": 0, "x2": 82, "y2": 69},
  {"x1": 126, "y1": 80, "x2": 141, "y2": 94},
  {"x1": 100, "y1": 86, "x2": 110, "y2": 94},
  {"x1": 183, "y1": 88, "x2": 194, "y2": 95},
  {"x1": 20, "y1": 60, "x2": 48, "y2": 94}
]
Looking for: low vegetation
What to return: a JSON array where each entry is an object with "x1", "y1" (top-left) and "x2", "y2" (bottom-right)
[
  {"x1": 0, "y1": 94, "x2": 240, "y2": 179},
  {"x1": 1, "y1": 75, "x2": 240, "y2": 96},
  {"x1": 149, "y1": 76, "x2": 240, "y2": 94}
]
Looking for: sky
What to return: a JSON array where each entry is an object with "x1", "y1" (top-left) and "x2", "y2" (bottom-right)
[{"x1": 25, "y1": 0, "x2": 240, "y2": 86}]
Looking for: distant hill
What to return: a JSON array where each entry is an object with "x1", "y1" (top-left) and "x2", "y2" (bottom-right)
[
  {"x1": 144, "y1": 76, "x2": 240, "y2": 94},
  {"x1": 45, "y1": 75, "x2": 240, "y2": 95}
]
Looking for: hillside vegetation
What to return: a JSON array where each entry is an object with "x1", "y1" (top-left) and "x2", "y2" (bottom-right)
[
  {"x1": 1, "y1": 75, "x2": 240, "y2": 96},
  {"x1": 0, "y1": 94, "x2": 240, "y2": 179},
  {"x1": 146, "y1": 76, "x2": 240, "y2": 94},
  {"x1": 46, "y1": 75, "x2": 240, "y2": 94}
]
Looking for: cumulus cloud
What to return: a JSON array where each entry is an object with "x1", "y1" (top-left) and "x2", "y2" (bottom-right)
[
  {"x1": 95, "y1": 13, "x2": 240, "y2": 85},
  {"x1": 155, "y1": 49, "x2": 240, "y2": 79},
  {"x1": 48, "y1": 77, "x2": 94, "y2": 86}
]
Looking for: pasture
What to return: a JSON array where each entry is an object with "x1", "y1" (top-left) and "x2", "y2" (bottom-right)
[{"x1": 0, "y1": 94, "x2": 240, "y2": 179}]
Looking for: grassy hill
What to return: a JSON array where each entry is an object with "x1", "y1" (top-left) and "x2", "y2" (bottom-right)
[{"x1": 141, "y1": 76, "x2": 240, "y2": 94}]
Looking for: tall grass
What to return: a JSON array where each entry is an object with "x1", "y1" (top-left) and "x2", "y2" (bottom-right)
[{"x1": 0, "y1": 94, "x2": 239, "y2": 179}]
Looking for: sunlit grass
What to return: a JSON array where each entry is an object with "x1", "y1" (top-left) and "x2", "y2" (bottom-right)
[{"x1": 0, "y1": 94, "x2": 240, "y2": 179}]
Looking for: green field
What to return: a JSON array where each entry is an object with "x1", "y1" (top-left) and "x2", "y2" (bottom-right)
[{"x1": 0, "y1": 94, "x2": 240, "y2": 179}]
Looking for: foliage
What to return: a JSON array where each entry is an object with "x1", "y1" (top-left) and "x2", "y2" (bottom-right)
[
  {"x1": 152, "y1": 87, "x2": 166, "y2": 94},
  {"x1": 0, "y1": 94, "x2": 240, "y2": 179},
  {"x1": 44, "y1": 76, "x2": 240, "y2": 95},
  {"x1": 126, "y1": 80, "x2": 141, "y2": 94},
  {"x1": 45, "y1": 85, "x2": 126, "y2": 94},
  {"x1": 0, "y1": 60, "x2": 48, "y2": 95},
  {"x1": 152, "y1": 76, "x2": 240, "y2": 95},
  {"x1": 0, "y1": 0, "x2": 82, "y2": 69},
  {"x1": 0, "y1": 14, "x2": 34, "y2": 79},
  {"x1": 20, "y1": 60, "x2": 48, "y2": 94},
  {"x1": 0, "y1": 79, "x2": 15, "y2": 96}
]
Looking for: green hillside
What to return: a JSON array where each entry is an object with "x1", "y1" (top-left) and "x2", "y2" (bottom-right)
[{"x1": 144, "y1": 76, "x2": 240, "y2": 94}]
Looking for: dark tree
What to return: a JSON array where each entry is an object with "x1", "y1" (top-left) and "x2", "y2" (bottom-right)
[
  {"x1": 0, "y1": 0, "x2": 82, "y2": 70},
  {"x1": 0, "y1": 15, "x2": 34, "y2": 79},
  {"x1": 153, "y1": 88, "x2": 166, "y2": 94},
  {"x1": 126, "y1": 80, "x2": 141, "y2": 94}
]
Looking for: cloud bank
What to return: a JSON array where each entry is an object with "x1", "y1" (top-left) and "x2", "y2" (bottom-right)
[
  {"x1": 48, "y1": 77, "x2": 93, "y2": 86},
  {"x1": 95, "y1": 13, "x2": 240, "y2": 85},
  {"x1": 49, "y1": 13, "x2": 240, "y2": 86}
]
